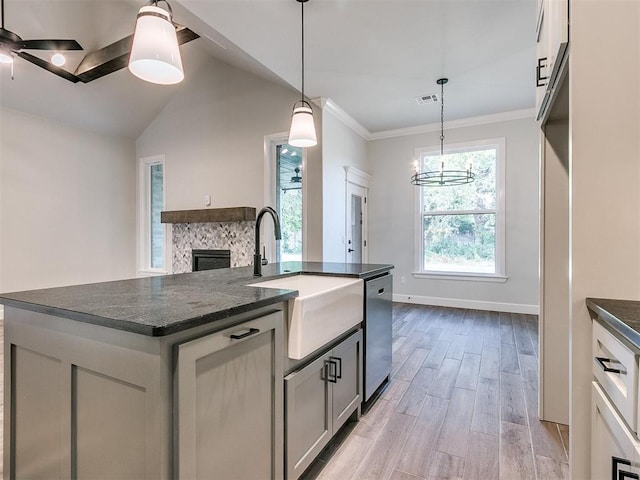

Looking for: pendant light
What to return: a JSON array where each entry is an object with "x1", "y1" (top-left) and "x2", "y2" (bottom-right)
[
  {"x1": 411, "y1": 78, "x2": 475, "y2": 187},
  {"x1": 288, "y1": 0, "x2": 317, "y2": 148},
  {"x1": 128, "y1": 0, "x2": 184, "y2": 85}
]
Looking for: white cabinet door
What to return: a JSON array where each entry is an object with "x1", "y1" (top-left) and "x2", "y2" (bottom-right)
[
  {"x1": 535, "y1": 0, "x2": 569, "y2": 121},
  {"x1": 592, "y1": 382, "x2": 640, "y2": 479}
]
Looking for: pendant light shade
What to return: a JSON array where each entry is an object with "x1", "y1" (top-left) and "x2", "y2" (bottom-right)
[
  {"x1": 128, "y1": 2, "x2": 184, "y2": 85},
  {"x1": 288, "y1": 0, "x2": 317, "y2": 148},
  {"x1": 289, "y1": 100, "x2": 317, "y2": 147},
  {"x1": 0, "y1": 49, "x2": 13, "y2": 64}
]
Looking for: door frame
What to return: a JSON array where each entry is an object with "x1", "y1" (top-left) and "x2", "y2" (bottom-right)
[{"x1": 343, "y1": 166, "x2": 372, "y2": 263}]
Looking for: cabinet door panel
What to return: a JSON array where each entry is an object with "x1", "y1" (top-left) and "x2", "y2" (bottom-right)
[
  {"x1": 285, "y1": 353, "x2": 332, "y2": 480},
  {"x1": 332, "y1": 330, "x2": 362, "y2": 431},
  {"x1": 176, "y1": 312, "x2": 283, "y2": 480},
  {"x1": 591, "y1": 382, "x2": 640, "y2": 480}
]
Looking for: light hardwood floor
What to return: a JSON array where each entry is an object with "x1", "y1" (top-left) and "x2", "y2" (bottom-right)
[{"x1": 301, "y1": 304, "x2": 570, "y2": 480}]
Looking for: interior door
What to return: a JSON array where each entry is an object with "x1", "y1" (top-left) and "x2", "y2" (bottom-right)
[{"x1": 346, "y1": 183, "x2": 367, "y2": 263}]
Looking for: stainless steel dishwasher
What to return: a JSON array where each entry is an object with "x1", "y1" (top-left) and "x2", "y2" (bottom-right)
[{"x1": 364, "y1": 273, "x2": 393, "y2": 402}]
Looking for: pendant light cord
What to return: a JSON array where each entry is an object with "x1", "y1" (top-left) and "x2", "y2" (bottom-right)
[
  {"x1": 1, "y1": 0, "x2": 5, "y2": 29},
  {"x1": 440, "y1": 80, "x2": 445, "y2": 157},
  {"x1": 301, "y1": 0, "x2": 305, "y2": 103}
]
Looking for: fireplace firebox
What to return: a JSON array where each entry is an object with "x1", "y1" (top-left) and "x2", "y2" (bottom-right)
[{"x1": 191, "y1": 249, "x2": 231, "y2": 272}]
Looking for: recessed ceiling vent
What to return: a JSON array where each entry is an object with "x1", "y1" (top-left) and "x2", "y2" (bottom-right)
[{"x1": 415, "y1": 93, "x2": 439, "y2": 105}]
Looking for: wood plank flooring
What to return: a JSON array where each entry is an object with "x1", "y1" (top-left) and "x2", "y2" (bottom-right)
[{"x1": 302, "y1": 304, "x2": 569, "y2": 480}]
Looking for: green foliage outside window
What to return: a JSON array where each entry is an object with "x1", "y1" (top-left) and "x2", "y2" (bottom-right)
[{"x1": 421, "y1": 148, "x2": 497, "y2": 273}]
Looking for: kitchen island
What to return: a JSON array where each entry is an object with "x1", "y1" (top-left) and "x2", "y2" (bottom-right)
[{"x1": 0, "y1": 261, "x2": 392, "y2": 480}]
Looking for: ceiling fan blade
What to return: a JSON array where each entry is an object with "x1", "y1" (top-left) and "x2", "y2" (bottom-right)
[
  {"x1": 74, "y1": 26, "x2": 199, "y2": 83},
  {"x1": 20, "y1": 39, "x2": 83, "y2": 51},
  {"x1": 16, "y1": 51, "x2": 81, "y2": 83}
]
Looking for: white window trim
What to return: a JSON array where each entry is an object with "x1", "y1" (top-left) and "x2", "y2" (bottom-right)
[
  {"x1": 264, "y1": 133, "x2": 307, "y2": 263},
  {"x1": 138, "y1": 154, "x2": 169, "y2": 276},
  {"x1": 413, "y1": 137, "x2": 506, "y2": 281}
]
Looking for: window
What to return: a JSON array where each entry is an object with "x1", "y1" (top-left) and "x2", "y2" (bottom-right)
[
  {"x1": 415, "y1": 139, "x2": 506, "y2": 280},
  {"x1": 276, "y1": 144, "x2": 303, "y2": 262},
  {"x1": 139, "y1": 155, "x2": 166, "y2": 273}
]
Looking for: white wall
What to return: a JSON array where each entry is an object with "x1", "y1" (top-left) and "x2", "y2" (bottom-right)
[
  {"x1": 568, "y1": 1, "x2": 640, "y2": 476},
  {"x1": 321, "y1": 103, "x2": 370, "y2": 262},
  {"x1": 136, "y1": 57, "x2": 301, "y2": 213},
  {"x1": 0, "y1": 107, "x2": 137, "y2": 293},
  {"x1": 135, "y1": 56, "x2": 331, "y2": 262},
  {"x1": 368, "y1": 116, "x2": 539, "y2": 312}
]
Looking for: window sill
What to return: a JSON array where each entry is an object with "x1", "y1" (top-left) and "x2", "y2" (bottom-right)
[
  {"x1": 412, "y1": 272, "x2": 508, "y2": 283},
  {"x1": 138, "y1": 269, "x2": 169, "y2": 277}
]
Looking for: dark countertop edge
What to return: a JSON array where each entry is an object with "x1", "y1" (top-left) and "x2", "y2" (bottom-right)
[
  {"x1": 586, "y1": 298, "x2": 640, "y2": 354},
  {"x1": 0, "y1": 263, "x2": 393, "y2": 337},
  {"x1": 2, "y1": 291, "x2": 298, "y2": 337},
  {"x1": 297, "y1": 266, "x2": 393, "y2": 280}
]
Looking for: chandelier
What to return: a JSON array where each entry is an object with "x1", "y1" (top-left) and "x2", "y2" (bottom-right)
[{"x1": 411, "y1": 78, "x2": 475, "y2": 187}]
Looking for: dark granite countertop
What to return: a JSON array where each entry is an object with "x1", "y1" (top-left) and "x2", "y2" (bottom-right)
[
  {"x1": 586, "y1": 298, "x2": 640, "y2": 353},
  {"x1": 0, "y1": 262, "x2": 393, "y2": 337}
]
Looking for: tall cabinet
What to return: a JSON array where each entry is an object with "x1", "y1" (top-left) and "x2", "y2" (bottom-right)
[{"x1": 538, "y1": 1, "x2": 640, "y2": 478}]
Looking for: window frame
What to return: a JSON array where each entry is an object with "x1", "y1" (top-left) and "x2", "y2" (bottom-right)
[
  {"x1": 413, "y1": 138, "x2": 507, "y2": 282},
  {"x1": 264, "y1": 133, "x2": 306, "y2": 263},
  {"x1": 138, "y1": 154, "x2": 168, "y2": 275}
]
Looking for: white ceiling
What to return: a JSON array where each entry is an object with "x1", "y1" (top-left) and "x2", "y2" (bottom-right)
[{"x1": 0, "y1": 0, "x2": 536, "y2": 138}]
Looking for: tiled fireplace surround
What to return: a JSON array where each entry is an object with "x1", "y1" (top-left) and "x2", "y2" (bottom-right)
[{"x1": 171, "y1": 221, "x2": 254, "y2": 274}]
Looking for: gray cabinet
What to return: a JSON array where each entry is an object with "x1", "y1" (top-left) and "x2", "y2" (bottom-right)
[
  {"x1": 4, "y1": 305, "x2": 284, "y2": 480},
  {"x1": 175, "y1": 312, "x2": 283, "y2": 480},
  {"x1": 285, "y1": 329, "x2": 362, "y2": 480}
]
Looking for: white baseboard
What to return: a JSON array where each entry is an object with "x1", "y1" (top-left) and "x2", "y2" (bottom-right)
[{"x1": 393, "y1": 294, "x2": 539, "y2": 315}]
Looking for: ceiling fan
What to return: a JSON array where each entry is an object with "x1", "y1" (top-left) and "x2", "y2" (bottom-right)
[{"x1": 0, "y1": 0, "x2": 83, "y2": 82}]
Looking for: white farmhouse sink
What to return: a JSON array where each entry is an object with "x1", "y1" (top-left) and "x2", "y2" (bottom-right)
[{"x1": 248, "y1": 275, "x2": 363, "y2": 359}]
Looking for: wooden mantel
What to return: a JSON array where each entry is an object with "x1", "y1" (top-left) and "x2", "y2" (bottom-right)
[{"x1": 160, "y1": 207, "x2": 256, "y2": 224}]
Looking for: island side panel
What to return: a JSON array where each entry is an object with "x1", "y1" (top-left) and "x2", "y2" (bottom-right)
[
  {"x1": 4, "y1": 307, "x2": 167, "y2": 480},
  {"x1": 3, "y1": 303, "x2": 287, "y2": 480}
]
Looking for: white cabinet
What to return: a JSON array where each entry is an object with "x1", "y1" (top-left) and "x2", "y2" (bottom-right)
[
  {"x1": 285, "y1": 329, "x2": 363, "y2": 480},
  {"x1": 175, "y1": 311, "x2": 284, "y2": 480},
  {"x1": 592, "y1": 382, "x2": 640, "y2": 479},
  {"x1": 536, "y1": 0, "x2": 569, "y2": 121},
  {"x1": 591, "y1": 319, "x2": 640, "y2": 479}
]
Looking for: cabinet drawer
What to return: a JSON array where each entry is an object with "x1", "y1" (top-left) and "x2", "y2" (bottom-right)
[
  {"x1": 592, "y1": 382, "x2": 640, "y2": 479},
  {"x1": 593, "y1": 320, "x2": 639, "y2": 433}
]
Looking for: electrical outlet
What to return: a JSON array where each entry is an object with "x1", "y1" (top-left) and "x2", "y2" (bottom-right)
[
  {"x1": 401, "y1": 276, "x2": 406, "y2": 284},
  {"x1": 204, "y1": 195, "x2": 211, "y2": 206}
]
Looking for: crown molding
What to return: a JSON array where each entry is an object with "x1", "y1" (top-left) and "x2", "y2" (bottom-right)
[
  {"x1": 307, "y1": 100, "x2": 535, "y2": 142},
  {"x1": 368, "y1": 108, "x2": 536, "y2": 140},
  {"x1": 318, "y1": 98, "x2": 372, "y2": 140}
]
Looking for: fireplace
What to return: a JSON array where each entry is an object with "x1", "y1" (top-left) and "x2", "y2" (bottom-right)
[{"x1": 192, "y1": 249, "x2": 231, "y2": 272}]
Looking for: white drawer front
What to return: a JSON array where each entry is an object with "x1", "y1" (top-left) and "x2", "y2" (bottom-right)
[
  {"x1": 592, "y1": 382, "x2": 640, "y2": 479},
  {"x1": 593, "y1": 321, "x2": 639, "y2": 433}
]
